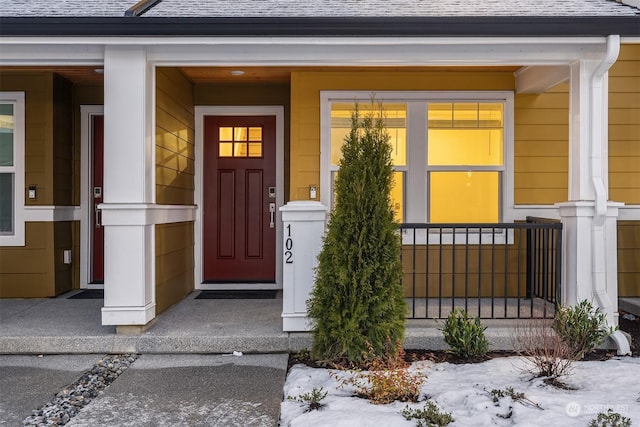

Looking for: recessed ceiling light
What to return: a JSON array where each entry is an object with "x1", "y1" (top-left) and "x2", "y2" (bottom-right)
[{"x1": 230, "y1": 70, "x2": 245, "y2": 76}]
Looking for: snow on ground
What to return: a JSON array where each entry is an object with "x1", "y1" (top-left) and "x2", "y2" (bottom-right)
[{"x1": 281, "y1": 356, "x2": 640, "y2": 426}]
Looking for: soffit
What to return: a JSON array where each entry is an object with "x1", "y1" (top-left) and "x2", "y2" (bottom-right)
[{"x1": 0, "y1": 66, "x2": 521, "y2": 85}]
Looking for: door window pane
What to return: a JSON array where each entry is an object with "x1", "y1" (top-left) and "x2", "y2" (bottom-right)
[{"x1": 219, "y1": 126, "x2": 263, "y2": 158}]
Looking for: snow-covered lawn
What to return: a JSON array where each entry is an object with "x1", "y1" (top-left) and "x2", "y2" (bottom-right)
[{"x1": 281, "y1": 356, "x2": 640, "y2": 426}]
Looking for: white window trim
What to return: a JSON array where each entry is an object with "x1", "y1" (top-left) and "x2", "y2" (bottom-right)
[
  {"x1": 0, "y1": 92, "x2": 25, "y2": 246},
  {"x1": 320, "y1": 90, "x2": 515, "y2": 244}
]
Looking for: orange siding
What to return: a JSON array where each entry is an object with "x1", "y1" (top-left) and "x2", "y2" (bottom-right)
[
  {"x1": 0, "y1": 223, "x2": 55, "y2": 297},
  {"x1": 155, "y1": 222, "x2": 194, "y2": 314},
  {"x1": 154, "y1": 68, "x2": 195, "y2": 310},
  {"x1": 609, "y1": 44, "x2": 640, "y2": 204},
  {"x1": 618, "y1": 221, "x2": 640, "y2": 297},
  {"x1": 0, "y1": 72, "x2": 77, "y2": 297},
  {"x1": 514, "y1": 84, "x2": 569, "y2": 204},
  {"x1": 156, "y1": 68, "x2": 195, "y2": 205}
]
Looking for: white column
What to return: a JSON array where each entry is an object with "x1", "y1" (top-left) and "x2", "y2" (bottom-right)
[
  {"x1": 280, "y1": 201, "x2": 328, "y2": 331},
  {"x1": 557, "y1": 36, "x2": 629, "y2": 355},
  {"x1": 101, "y1": 46, "x2": 156, "y2": 326}
]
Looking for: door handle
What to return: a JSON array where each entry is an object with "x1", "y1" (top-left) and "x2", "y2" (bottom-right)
[
  {"x1": 269, "y1": 203, "x2": 275, "y2": 228},
  {"x1": 95, "y1": 206, "x2": 101, "y2": 228}
]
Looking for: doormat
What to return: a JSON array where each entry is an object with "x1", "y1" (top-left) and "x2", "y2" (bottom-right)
[
  {"x1": 195, "y1": 290, "x2": 277, "y2": 300},
  {"x1": 67, "y1": 289, "x2": 104, "y2": 299}
]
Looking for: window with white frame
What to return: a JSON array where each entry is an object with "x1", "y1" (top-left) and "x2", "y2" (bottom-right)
[
  {"x1": 0, "y1": 92, "x2": 25, "y2": 246},
  {"x1": 321, "y1": 91, "x2": 514, "y2": 241}
]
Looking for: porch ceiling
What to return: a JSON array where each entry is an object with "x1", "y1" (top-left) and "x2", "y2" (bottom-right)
[{"x1": 0, "y1": 65, "x2": 522, "y2": 85}]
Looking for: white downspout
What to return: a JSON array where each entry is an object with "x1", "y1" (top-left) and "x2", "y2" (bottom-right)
[{"x1": 590, "y1": 35, "x2": 630, "y2": 355}]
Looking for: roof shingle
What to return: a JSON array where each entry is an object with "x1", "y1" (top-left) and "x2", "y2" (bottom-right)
[{"x1": 0, "y1": 0, "x2": 638, "y2": 17}]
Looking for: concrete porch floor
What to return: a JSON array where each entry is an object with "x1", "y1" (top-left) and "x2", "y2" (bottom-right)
[{"x1": 1, "y1": 290, "x2": 630, "y2": 355}]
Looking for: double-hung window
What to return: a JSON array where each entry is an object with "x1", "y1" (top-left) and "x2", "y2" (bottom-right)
[
  {"x1": 0, "y1": 92, "x2": 25, "y2": 246},
  {"x1": 321, "y1": 91, "x2": 514, "y2": 243}
]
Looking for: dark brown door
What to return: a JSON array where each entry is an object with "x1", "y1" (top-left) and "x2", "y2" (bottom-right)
[
  {"x1": 203, "y1": 116, "x2": 276, "y2": 282},
  {"x1": 91, "y1": 115, "x2": 104, "y2": 283}
]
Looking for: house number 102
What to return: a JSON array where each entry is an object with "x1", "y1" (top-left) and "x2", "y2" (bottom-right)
[{"x1": 285, "y1": 224, "x2": 293, "y2": 264}]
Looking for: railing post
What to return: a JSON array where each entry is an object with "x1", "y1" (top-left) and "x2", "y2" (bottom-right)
[
  {"x1": 280, "y1": 201, "x2": 328, "y2": 332},
  {"x1": 526, "y1": 219, "x2": 533, "y2": 299}
]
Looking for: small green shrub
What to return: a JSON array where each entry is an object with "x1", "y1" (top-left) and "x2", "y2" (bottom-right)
[
  {"x1": 402, "y1": 401, "x2": 454, "y2": 427},
  {"x1": 588, "y1": 409, "x2": 632, "y2": 427},
  {"x1": 553, "y1": 300, "x2": 617, "y2": 360},
  {"x1": 442, "y1": 309, "x2": 489, "y2": 358},
  {"x1": 286, "y1": 387, "x2": 328, "y2": 412}
]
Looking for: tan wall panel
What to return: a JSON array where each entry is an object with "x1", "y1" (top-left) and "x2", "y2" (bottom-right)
[
  {"x1": 514, "y1": 172, "x2": 567, "y2": 189},
  {"x1": 0, "y1": 222, "x2": 55, "y2": 297},
  {"x1": 52, "y1": 74, "x2": 74, "y2": 206},
  {"x1": 53, "y1": 221, "x2": 73, "y2": 294},
  {"x1": 0, "y1": 72, "x2": 55, "y2": 205},
  {"x1": 155, "y1": 222, "x2": 194, "y2": 314},
  {"x1": 155, "y1": 67, "x2": 195, "y2": 206},
  {"x1": 515, "y1": 124, "x2": 568, "y2": 141},
  {"x1": 400, "y1": 228, "x2": 551, "y2": 298},
  {"x1": 400, "y1": 231, "x2": 549, "y2": 298},
  {"x1": 609, "y1": 173, "x2": 640, "y2": 189},
  {"x1": 515, "y1": 189, "x2": 567, "y2": 204},
  {"x1": 617, "y1": 221, "x2": 640, "y2": 297},
  {"x1": 514, "y1": 83, "x2": 569, "y2": 205},
  {"x1": 610, "y1": 93, "x2": 640, "y2": 109}
]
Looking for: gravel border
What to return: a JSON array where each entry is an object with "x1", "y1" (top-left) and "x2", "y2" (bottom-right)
[{"x1": 23, "y1": 354, "x2": 139, "y2": 426}]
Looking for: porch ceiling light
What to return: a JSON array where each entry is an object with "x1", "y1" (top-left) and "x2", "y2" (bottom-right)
[
  {"x1": 230, "y1": 70, "x2": 245, "y2": 76},
  {"x1": 94, "y1": 68, "x2": 104, "y2": 74}
]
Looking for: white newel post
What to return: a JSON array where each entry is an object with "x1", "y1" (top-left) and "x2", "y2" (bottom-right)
[
  {"x1": 101, "y1": 46, "x2": 156, "y2": 327},
  {"x1": 280, "y1": 201, "x2": 328, "y2": 331}
]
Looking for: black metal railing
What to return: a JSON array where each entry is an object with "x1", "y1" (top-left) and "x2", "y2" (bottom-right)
[{"x1": 400, "y1": 219, "x2": 562, "y2": 319}]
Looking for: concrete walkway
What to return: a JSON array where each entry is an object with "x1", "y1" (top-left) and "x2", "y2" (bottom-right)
[{"x1": 0, "y1": 353, "x2": 288, "y2": 427}]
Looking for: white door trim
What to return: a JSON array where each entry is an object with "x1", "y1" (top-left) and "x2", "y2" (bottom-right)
[
  {"x1": 80, "y1": 105, "x2": 104, "y2": 289},
  {"x1": 194, "y1": 106, "x2": 285, "y2": 290}
]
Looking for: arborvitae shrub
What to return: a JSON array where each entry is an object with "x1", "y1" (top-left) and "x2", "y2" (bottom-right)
[{"x1": 307, "y1": 102, "x2": 406, "y2": 365}]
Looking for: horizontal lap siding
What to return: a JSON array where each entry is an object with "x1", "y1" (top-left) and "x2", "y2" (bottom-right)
[
  {"x1": 0, "y1": 223, "x2": 55, "y2": 297},
  {"x1": 618, "y1": 221, "x2": 640, "y2": 297},
  {"x1": 612, "y1": 45, "x2": 640, "y2": 297},
  {"x1": 156, "y1": 68, "x2": 195, "y2": 205},
  {"x1": 155, "y1": 222, "x2": 194, "y2": 314},
  {"x1": 0, "y1": 73, "x2": 59, "y2": 296},
  {"x1": 609, "y1": 44, "x2": 640, "y2": 205},
  {"x1": 514, "y1": 84, "x2": 569, "y2": 205},
  {"x1": 155, "y1": 68, "x2": 195, "y2": 312}
]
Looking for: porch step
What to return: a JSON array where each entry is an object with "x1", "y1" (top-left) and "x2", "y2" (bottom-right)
[{"x1": 0, "y1": 326, "x2": 527, "y2": 355}]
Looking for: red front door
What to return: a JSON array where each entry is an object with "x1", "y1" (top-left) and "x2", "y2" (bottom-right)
[
  {"x1": 91, "y1": 115, "x2": 104, "y2": 283},
  {"x1": 203, "y1": 116, "x2": 277, "y2": 282}
]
